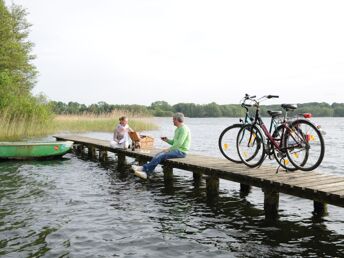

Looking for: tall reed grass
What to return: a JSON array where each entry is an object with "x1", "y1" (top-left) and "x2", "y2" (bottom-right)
[
  {"x1": 0, "y1": 110, "x2": 157, "y2": 141},
  {"x1": 52, "y1": 114, "x2": 157, "y2": 133},
  {"x1": 0, "y1": 109, "x2": 51, "y2": 141}
]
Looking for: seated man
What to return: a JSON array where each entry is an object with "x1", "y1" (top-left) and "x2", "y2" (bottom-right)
[{"x1": 132, "y1": 112, "x2": 191, "y2": 179}]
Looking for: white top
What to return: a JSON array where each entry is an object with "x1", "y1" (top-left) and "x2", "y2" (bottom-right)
[{"x1": 113, "y1": 124, "x2": 131, "y2": 143}]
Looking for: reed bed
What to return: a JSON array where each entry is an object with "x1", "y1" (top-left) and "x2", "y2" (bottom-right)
[
  {"x1": 0, "y1": 112, "x2": 50, "y2": 141},
  {"x1": 52, "y1": 114, "x2": 157, "y2": 133},
  {"x1": 0, "y1": 111, "x2": 157, "y2": 141}
]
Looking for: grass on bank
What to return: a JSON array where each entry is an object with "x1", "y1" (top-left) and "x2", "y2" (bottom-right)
[
  {"x1": 0, "y1": 111, "x2": 158, "y2": 141},
  {"x1": 0, "y1": 113, "x2": 51, "y2": 141},
  {"x1": 52, "y1": 114, "x2": 158, "y2": 134}
]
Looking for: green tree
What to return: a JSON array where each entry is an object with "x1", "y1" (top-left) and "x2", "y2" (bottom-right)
[
  {"x1": 204, "y1": 102, "x2": 222, "y2": 117},
  {"x1": 0, "y1": 1, "x2": 52, "y2": 140},
  {"x1": 0, "y1": 1, "x2": 37, "y2": 98},
  {"x1": 150, "y1": 101, "x2": 173, "y2": 112},
  {"x1": 332, "y1": 103, "x2": 344, "y2": 117}
]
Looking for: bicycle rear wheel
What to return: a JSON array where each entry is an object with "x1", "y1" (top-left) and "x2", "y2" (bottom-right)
[
  {"x1": 285, "y1": 119, "x2": 325, "y2": 171},
  {"x1": 237, "y1": 124, "x2": 265, "y2": 168},
  {"x1": 218, "y1": 124, "x2": 243, "y2": 163}
]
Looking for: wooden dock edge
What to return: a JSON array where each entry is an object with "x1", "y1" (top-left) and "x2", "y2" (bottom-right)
[{"x1": 54, "y1": 135, "x2": 344, "y2": 219}]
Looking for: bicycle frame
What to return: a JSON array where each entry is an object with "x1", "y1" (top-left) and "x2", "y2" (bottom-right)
[
  {"x1": 241, "y1": 105, "x2": 252, "y2": 124},
  {"x1": 250, "y1": 104, "x2": 303, "y2": 152}
]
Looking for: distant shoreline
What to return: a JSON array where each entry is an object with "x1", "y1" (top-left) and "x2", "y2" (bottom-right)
[{"x1": 50, "y1": 101, "x2": 344, "y2": 118}]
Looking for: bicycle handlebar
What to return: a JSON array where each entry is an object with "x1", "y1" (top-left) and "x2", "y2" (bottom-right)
[
  {"x1": 267, "y1": 95, "x2": 279, "y2": 99},
  {"x1": 241, "y1": 94, "x2": 279, "y2": 108},
  {"x1": 241, "y1": 94, "x2": 256, "y2": 109},
  {"x1": 245, "y1": 93, "x2": 256, "y2": 99}
]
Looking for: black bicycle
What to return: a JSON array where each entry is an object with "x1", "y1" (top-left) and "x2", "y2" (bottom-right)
[{"x1": 218, "y1": 94, "x2": 256, "y2": 163}]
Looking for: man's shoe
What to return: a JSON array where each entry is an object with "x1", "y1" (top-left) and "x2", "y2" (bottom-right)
[
  {"x1": 134, "y1": 170, "x2": 148, "y2": 180},
  {"x1": 131, "y1": 165, "x2": 143, "y2": 172}
]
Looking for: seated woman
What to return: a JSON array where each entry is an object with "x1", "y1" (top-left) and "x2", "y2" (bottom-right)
[{"x1": 110, "y1": 116, "x2": 133, "y2": 149}]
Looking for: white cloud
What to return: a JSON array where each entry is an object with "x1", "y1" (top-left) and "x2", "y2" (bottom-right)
[{"x1": 6, "y1": 0, "x2": 344, "y2": 105}]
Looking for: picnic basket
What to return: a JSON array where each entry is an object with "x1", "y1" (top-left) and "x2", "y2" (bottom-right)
[{"x1": 128, "y1": 132, "x2": 154, "y2": 150}]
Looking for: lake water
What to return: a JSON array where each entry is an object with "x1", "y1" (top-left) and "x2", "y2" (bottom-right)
[{"x1": 0, "y1": 117, "x2": 343, "y2": 257}]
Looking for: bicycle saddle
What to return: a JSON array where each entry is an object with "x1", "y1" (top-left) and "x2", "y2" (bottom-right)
[
  {"x1": 267, "y1": 110, "x2": 282, "y2": 117},
  {"x1": 281, "y1": 104, "x2": 297, "y2": 111}
]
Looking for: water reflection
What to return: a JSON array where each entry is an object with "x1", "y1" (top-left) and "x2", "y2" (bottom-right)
[{"x1": 133, "y1": 170, "x2": 343, "y2": 257}]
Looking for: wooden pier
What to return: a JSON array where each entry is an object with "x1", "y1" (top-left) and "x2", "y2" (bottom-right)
[{"x1": 55, "y1": 135, "x2": 344, "y2": 220}]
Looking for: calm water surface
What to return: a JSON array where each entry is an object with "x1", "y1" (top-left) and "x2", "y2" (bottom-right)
[{"x1": 0, "y1": 118, "x2": 343, "y2": 257}]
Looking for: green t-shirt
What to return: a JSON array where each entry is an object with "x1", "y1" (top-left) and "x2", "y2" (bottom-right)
[{"x1": 167, "y1": 124, "x2": 191, "y2": 153}]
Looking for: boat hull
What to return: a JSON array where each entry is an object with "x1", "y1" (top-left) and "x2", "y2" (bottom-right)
[{"x1": 0, "y1": 141, "x2": 74, "y2": 160}]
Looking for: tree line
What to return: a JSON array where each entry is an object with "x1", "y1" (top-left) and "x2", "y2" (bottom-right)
[{"x1": 50, "y1": 100, "x2": 344, "y2": 117}]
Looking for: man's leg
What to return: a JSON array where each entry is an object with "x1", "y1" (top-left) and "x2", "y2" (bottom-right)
[
  {"x1": 142, "y1": 152, "x2": 166, "y2": 174},
  {"x1": 143, "y1": 150, "x2": 186, "y2": 174}
]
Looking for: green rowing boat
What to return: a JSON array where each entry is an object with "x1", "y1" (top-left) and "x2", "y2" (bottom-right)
[{"x1": 0, "y1": 141, "x2": 74, "y2": 160}]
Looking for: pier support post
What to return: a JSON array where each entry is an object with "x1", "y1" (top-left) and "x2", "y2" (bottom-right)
[
  {"x1": 99, "y1": 149, "x2": 108, "y2": 162},
  {"x1": 163, "y1": 165, "x2": 173, "y2": 182},
  {"x1": 193, "y1": 170, "x2": 203, "y2": 188},
  {"x1": 313, "y1": 201, "x2": 328, "y2": 217},
  {"x1": 206, "y1": 174, "x2": 219, "y2": 197},
  {"x1": 162, "y1": 166, "x2": 174, "y2": 193},
  {"x1": 88, "y1": 146, "x2": 96, "y2": 159},
  {"x1": 240, "y1": 184, "x2": 251, "y2": 197},
  {"x1": 263, "y1": 188, "x2": 279, "y2": 220},
  {"x1": 117, "y1": 153, "x2": 126, "y2": 167},
  {"x1": 75, "y1": 144, "x2": 84, "y2": 155}
]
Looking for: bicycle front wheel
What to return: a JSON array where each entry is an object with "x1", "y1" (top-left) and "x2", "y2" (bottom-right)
[
  {"x1": 237, "y1": 124, "x2": 265, "y2": 168},
  {"x1": 285, "y1": 119, "x2": 325, "y2": 171},
  {"x1": 272, "y1": 126, "x2": 297, "y2": 172},
  {"x1": 219, "y1": 124, "x2": 244, "y2": 163}
]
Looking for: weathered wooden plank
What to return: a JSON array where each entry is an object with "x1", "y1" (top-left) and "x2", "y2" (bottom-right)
[
  {"x1": 278, "y1": 175, "x2": 334, "y2": 186},
  {"x1": 229, "y1": 170, "x2": 319, "y2": 186},
  {"x1": 310, "y1": 182, "x2": 344, "y2": 192},
  {"x1": 295, "y1": 177, "x2": 344, "y2": 189},
  {"x1": 229, "y1": 166, "x2": 315, "y2": 178},
  {"x1": 331, "y1": 189, "x2": 344, "y2": 197},
  {"x1": 319, "y1": 186, "x2": 344, "y2": 195}
]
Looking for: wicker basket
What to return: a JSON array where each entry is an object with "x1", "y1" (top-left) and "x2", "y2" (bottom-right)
[
  {"x1": 140, "y1": 135, "x2": 154, "y2": 149},
  {"x1": 128, "y1": 132, "x2": 154, "y2": 150}
]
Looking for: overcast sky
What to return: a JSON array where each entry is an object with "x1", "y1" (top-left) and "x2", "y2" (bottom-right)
[{"x1": 6, "y1": 0, "x2": 344, "y2": 105}]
